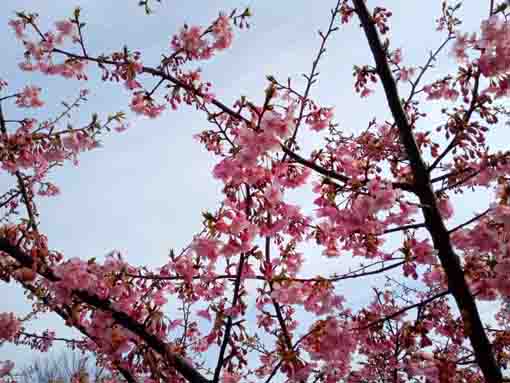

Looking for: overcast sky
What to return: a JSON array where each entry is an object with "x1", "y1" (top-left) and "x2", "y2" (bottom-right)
[{"x1": 0, "y1": 0, "x2": 500, "y2": 371}]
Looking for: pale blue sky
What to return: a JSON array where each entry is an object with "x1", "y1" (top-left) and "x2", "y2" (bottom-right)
[{"x1": 0, "y1": 0, "x2": 500, "y2": 374}]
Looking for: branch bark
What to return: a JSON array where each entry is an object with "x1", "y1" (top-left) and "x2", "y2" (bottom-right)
[
  {"x1": 0, "y1": 238, "x2": 210, "y2": 383},
  {"x1": 351, "y1": 1, "x2": 502, "y2": 381}
]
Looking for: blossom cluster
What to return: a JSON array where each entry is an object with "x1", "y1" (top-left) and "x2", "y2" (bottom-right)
[
  {"x1": 0, "y1": 313, "x2": 21, "y2": 342},
  {"x1": 171, "y1": 14, "x2": 234, "y2": 60}
]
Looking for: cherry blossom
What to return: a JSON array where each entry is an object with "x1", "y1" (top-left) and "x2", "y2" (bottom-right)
[{"x1": 0, "y1": 2, "x2": 509, "y2": 383}]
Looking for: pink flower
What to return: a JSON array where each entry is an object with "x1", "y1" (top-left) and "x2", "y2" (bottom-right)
[
  {"x1": 367, "y1": 180, "x2": 399, "y2": 213},
  {"x1": 55, "y1": 20, "x2": 75, "y2": 36},
  {"x1": 171, "y1": 15, "x2": 234, "y2": 61},
  {"x1": 173, "y1": 256, "x2": 197, "y2": 283},
  {"x1": 492, "y1": 204, "x2": 510, "y2": 232},
  {"x1": 38, "y1": 183, "x2": 60, "y2": 197},
  {"x1": 452, "y1": 32, "x2": 474, "y2": 63},
  {"x1": 62, "y1": 132, "x2": 96, "y2": 154},
  {"x1": 196, "y1": 308, "x2": 212, "y2": 321},
  {"x1": 39, "y1": 330, "x2": 55, "y2": 352},
  {"x1": 307, "y1": 107, "x2": 334, "y2": 132},
  {"x1": 0, "y1": 313, "x2": 21, "y2": 341},
  {"x1": 213, "y1": 158, "x2": 241, "y2": 182},
  {"x1": 360, "y1": 88, "x2": 373, "y2": 98},
  {"x1": 409, "y1": 238, "x2": 436, "y2": 265},
  {"x1": 260, "y1": 110, "x2": 294, "y2": 139},
  {"x1": 16, "y1": 86, "x2": 44, "y2": 108},
  {"x1": 212, "y1": 15, "x2": 234, "y2": 50},
  {"x1": 437, "y1": 197, "x2": 454, "y2": 220},
  {"x1": 271, "y1": 282, "x2": 306, "y2": 305},
  {"x1": 423, "y1": 81, "x2": 459, "y2": 101},
  {"x1": 303, "y1": 318, "x2": 356, "y2": 379},
  {"x1": 114, "y1": 122, "x2": 130, "y2": 133},
  {"x1": 264, "y1": 182, "x2": 283, "y2": 206},
  {"x1": 153, "y1": 291, "x2": 167, "y2": 306},
  {"x1": 182, "y1": 26, "x2": 204, "y2": 52},
  {"x1": 477, "y1": 16, "x2": 510, "y2": 77},
  {"x1": 193, "y1": 238, "x2": 221, "y2": 262},
  {"x1": 221, "y1": 372, "x2": 240, "y2": 383},
  {"x1": 8, "y1": 19, "x2": 25, "y2": 39},
  {"x1": 172, "y1": 25, "x2": 208, "y2": 59},
  {"x1": 391, "y1": 48, "x2": 402, "y2": 64},
  {"x1": 0, "y1": 361, "x2": 14, "y2": 378},
  {"x1": 130, "y1": 93, "x2": 165, "y2": 118},
  {"x1": 398, "y1": 67, "x2": 416, "y2": 81}
]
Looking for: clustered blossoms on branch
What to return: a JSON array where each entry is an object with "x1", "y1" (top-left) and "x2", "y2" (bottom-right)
[
  {"x1": 1, "y1": 1, "x2": 510, "y2": 383},
  {"x1": 0, "y1": 313, "x2": 21, "y2": 342}
]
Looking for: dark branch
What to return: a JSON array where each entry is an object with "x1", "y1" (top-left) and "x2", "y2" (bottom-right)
[
  {"x1": 351, "y1": 1, "x2": 502, "y2": 381},
  {"x1": 0, "y1": 238, "x2": 210, "y2": 383}
]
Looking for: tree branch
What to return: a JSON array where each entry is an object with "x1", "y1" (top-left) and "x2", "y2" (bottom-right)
[
  {"x1": 357, "y1": 290, "x2": 449, "y2": 330},
  {"x1": 213, "y1": 185, "x2": 251, "y2": 383},
  {"x1": 351, "y1": 1, "x2": 502, "y2": 381},
  {"x1": 0, "y1": 238, "x2": 210, "y2": 383}
]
